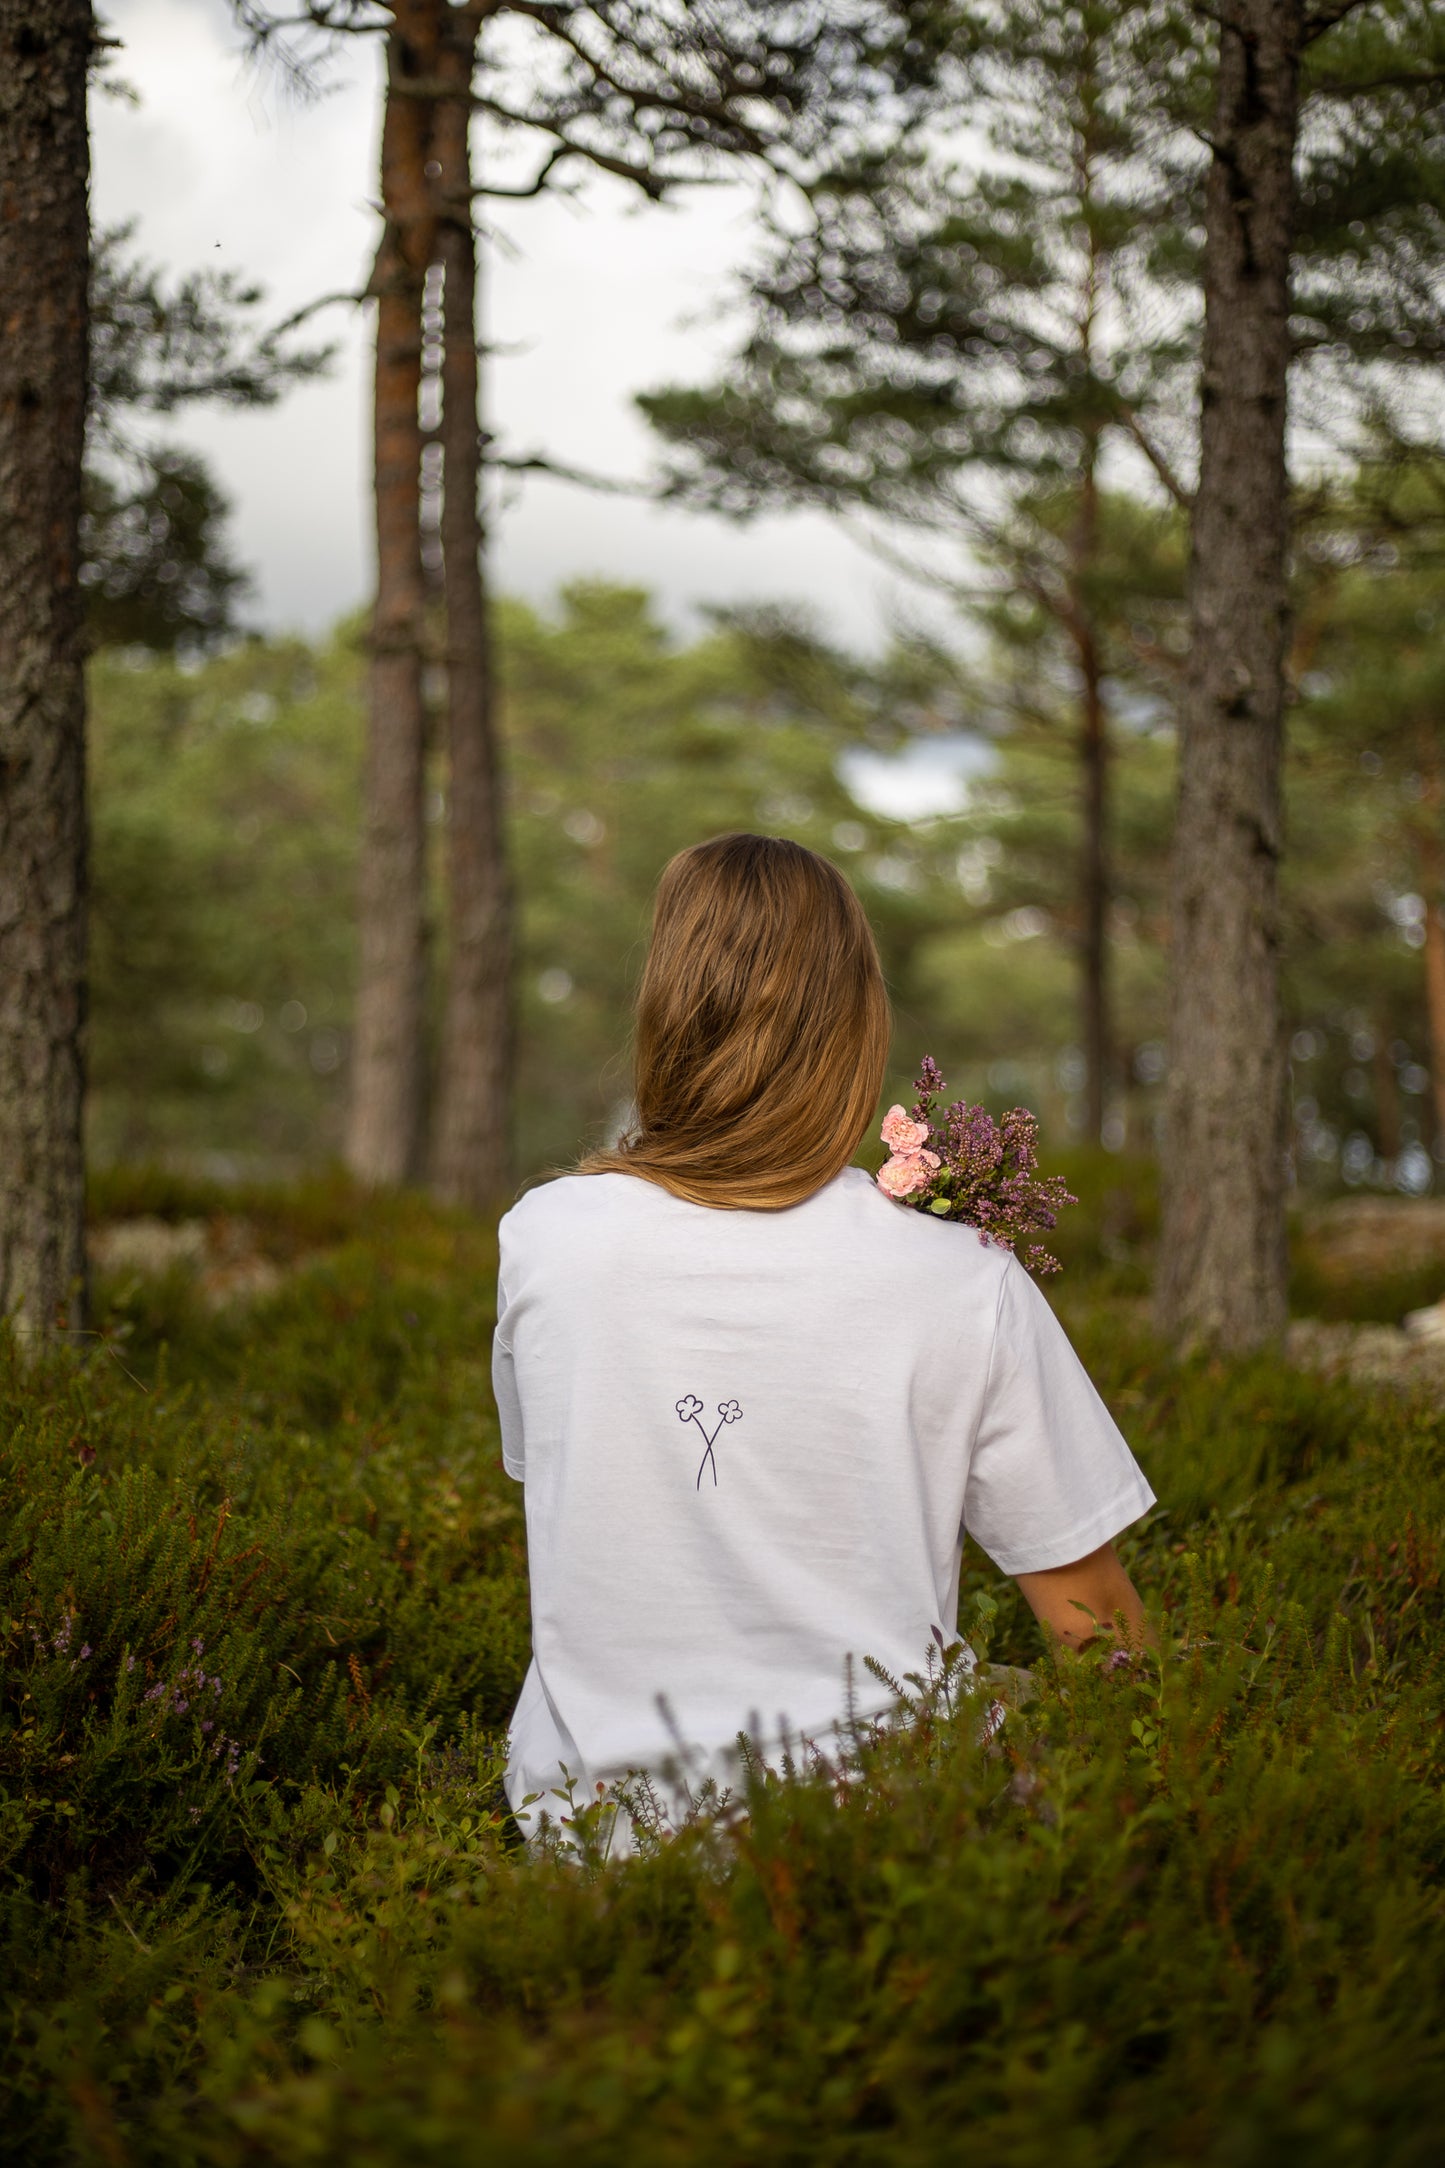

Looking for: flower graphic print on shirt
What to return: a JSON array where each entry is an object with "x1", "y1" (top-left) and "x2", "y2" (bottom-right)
[{"x1": 676, "y1": 1395, "x2": 743, "y2": 1490}]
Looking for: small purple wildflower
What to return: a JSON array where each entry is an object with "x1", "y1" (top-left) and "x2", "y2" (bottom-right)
[
  {"x1": 191, "y1": 1638, "x2": 205, "y2": 1655},
  {"x1": 52, "y1": 1614, "x2": 73, "y2": 1655},
  {"x1": 201, "y1": 1718, "x2": 214, "y2": 1733},
  {"x1": 173, "y1": 1696, "x2": 190, "y2": 1715},
  {"x1": 79, "y1": 1643, "x2": 92, "y2": 1661},
  {"x1": 125, "y1": 1654, "x2": 136, "y2": 1673},
  {"x1": 878, "y1": 1059, "x2": 1076, "y2": 1275},
  {"x1": 144, "y1": 1681, "x2": 166, "y2": 1703},
  {"x1": 1106, "y1": 1648, "x2": 1132, "y2": 1672}
]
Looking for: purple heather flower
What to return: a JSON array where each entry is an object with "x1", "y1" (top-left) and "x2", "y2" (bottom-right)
[
  {"x1": 201, "y1": 1718, "x2": 215, "y2": 1733},
  {"x1": 79, "y1": 1644, "x2": 92, "y2": 1660},
  {"x1": 890, "y1": 1059, "x2": 1076, "y2": 1274},
  {"x1": 144, "y1": 1681, "x2": 165, "y2": 1703},
  {"x1": 1106, "y1": 1649, "x2": 1132, "y2": 1672},
  {"x1": 173, "y1": 1696, "x2": 190, "y2": 1715},
  {"x1": 192, "y1": 1638, "x2": 204, "y2": 1655},
  {"x1": 125, "y1": 1654, "x2": 136, "y2": 1673}
]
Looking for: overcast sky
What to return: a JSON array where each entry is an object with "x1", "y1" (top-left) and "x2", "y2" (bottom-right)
[{"x1": 93, "y1": 0, "x2": 957, "y2": 663}]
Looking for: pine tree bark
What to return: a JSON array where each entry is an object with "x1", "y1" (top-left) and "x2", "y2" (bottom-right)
[
  {"x1": 346, "y1": 0, "x2": 440, "y2": 1187},
  {"x1": 1371, "y1": 1027, "x2": 1401, "y2": 1165},
  {"x1": 1156, "y1": 0, "x2": 1300, "y2": 1349},
  {"x1": 429, "y1": 5, "x2": 513, "y2": 1210},
  {"x1": 1073, "y1": 440, "x2": 1110, "y2": 1146},
  {"x1": 0, "y1": 0, "x2": 91, "y2": 1341},
  {"x1": 1072, "y1": 64, "x2": 1110, "y2": 1151},
  {"x1": 1413, "y1": 735, "x2": 1445, "y2": 1156}
]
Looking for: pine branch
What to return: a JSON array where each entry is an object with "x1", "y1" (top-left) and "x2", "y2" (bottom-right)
[
  {"x1": 265, "y1": 287, "x2": 371, "y2": 337},
  {"x1": 470, "y1": 145, "x2": 574, "y2": 200},
  {"x1": 1308, "y1": 66, "x2": 1445, "y2": 94},
  {"x1": 1304, "y1": 0, "x2": 1377, "y2": 33},
  {"x1": 487, "y1": 449, "x2": 648, "y2": 497},
  {"x1": 1115, "y1": 405, "x2": 1194, "y2": 510}
]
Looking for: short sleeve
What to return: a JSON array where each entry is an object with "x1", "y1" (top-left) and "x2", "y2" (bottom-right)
[
  {"x1": 963, "y1": 1257, "x2": 1154, "y2": 1575},
  {"x1": 492, "y1": 1270, "x2": 525, "y2": 1481}
]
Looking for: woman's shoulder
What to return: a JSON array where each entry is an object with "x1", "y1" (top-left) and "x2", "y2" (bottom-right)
[
  {"x1": 827, "y1": 1165, "x2": 1020, "y2": 1283},
  {"x1": 503, "y1": 1165, "x2": 1017, "y2": 1295},
  {"x1": 499, "y1": 1170, "x2": 663, "y2": 1248}
]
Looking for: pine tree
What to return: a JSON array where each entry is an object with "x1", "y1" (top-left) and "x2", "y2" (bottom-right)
[
  {"x1": 1292, "y1": 451, "x2": 1445, "y2": 1160},
  {"x1": 0, "y1": 0, "x2": 92, "y2": 1341},
  {"x1": 80, "y1": 451, "x2": 252, "y2": 654},
  {"x1": 640, "y1": 0, "x2": 1445, "y2": 1340},
  {"x1": 1158, "y1": 0, "x2": 1445, "y2": 1348},
  {"x1": 235, "y1": 0, "x2": 953, "y2": 1206},
  {"x1": 83, "y1": 222, "x2": 330, "y2": 654},
  {"x1": 639, "y1": 1, "x2": 1198, "y2": 1144}
]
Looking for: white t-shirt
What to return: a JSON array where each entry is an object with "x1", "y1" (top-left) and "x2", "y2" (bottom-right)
[{"x1": 493, "y1": 1166, "x2": 1153, "y2": 1838}]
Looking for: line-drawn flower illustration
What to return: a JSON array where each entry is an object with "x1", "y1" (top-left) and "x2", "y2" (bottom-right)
[{"x1": 677, "y1": 1395, "x2": 744, "y2": 1490}]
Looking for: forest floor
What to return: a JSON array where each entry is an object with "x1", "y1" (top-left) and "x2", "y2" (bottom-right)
[{"x1": 3, "y1": 1167, "x2": 1443, "y2": 2164}]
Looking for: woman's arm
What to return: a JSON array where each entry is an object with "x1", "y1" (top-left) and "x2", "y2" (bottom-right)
[{"x1": 1013, "y1": 1541, "x2": 1149, "y2": 1653}]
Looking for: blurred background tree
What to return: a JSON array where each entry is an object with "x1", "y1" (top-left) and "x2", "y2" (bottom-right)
[
  {"x1": 87, "y1": 589, "x2": 935, "y2": 1176},
  {"x1": 83, "y1": 223, "x2": 330, "y2": 655},
  {"x1": 1287, "y1": 445, "x2": 1445, "y2": 1187},
  {"x1": 232, "y1": 0, "x2": 960, "y2": 1211},
  {"x1": 84, "y1": 550, "x2": 1442, "y2": 1207},
  {"x1": 641, "y1": 0, "x2": 1198, "y2": 1147}
]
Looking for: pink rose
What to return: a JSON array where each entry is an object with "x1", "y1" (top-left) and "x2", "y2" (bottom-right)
[
  {"x1": 877, "y1": 1149, "x2": 939, "y2": 1200},
  {"x1": 880, "y1": 1104, "x2": 932, "y2": 1155}
]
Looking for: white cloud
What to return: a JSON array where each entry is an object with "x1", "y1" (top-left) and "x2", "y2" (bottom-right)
[{"x1": 95, "y1": 0, "x2": 958, "y2": 648}]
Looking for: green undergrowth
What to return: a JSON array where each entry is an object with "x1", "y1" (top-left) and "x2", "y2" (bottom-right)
[
  {"x1": 994, "y1": 1146, "x2": 1445, "y2": 1322},
  {"x1": 2, "y1": 1179, "x2": 1443, "y2": 2163}
]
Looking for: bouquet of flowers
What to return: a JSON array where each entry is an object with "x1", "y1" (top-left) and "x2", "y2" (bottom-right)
[{"x1": 876, "y1": 1056, "x2": 1077, "y2": 1275}]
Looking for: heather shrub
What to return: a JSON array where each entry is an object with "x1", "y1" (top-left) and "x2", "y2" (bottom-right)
[
  {"x1": 2, "y1": 1182, "x2": 1443, "y2": 2164},
  {"x1": 1, "y1": 1185, "x2": 528, "y2": 1912}
]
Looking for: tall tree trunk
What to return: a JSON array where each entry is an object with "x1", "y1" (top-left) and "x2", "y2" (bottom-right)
[
  {"x1": 0, "y1": 0, "x2": 91, "y2": 1342},
  {"x1": 1071, "y1": 66, "x2": 1110, "y2": 1150},
  {"x1": 1156, "y1": 1, "x2": 1300, "y2": 1349},
  {"x1": 429, "y1": 6, "x2": 514, "y2": 1210},
  {"x1": 346, "y1": 0, "x2": 439, "y2": 1187},
  {"x1": 1413, "y1": 733, "x2": 1445, "y2": 1156},
  {"x1": 1371, "y1": 1026, "x2": 1401, "y2": 1165},
  {"x1": 1073, "y1": 437, "x2": 1109, "y2": 1146},
  {"x1": 1079, "y1": 627, "x2": 1109, "y2": 1145}
]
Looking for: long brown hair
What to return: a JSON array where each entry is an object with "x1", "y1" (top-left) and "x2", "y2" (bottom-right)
[{"x1": 580, "y1": 833, "x2": 891, "y2": 1210}]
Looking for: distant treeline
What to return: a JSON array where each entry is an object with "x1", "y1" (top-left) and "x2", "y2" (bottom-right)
[{"x1": 88, "y1": 576, "x2": 1434, "y2": 1194}]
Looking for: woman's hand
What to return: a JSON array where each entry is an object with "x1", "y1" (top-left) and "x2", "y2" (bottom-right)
[{"x1": 1014, "y1": 1540, "x2": 1149, "y2": 1653}]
